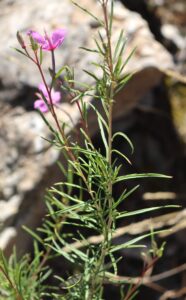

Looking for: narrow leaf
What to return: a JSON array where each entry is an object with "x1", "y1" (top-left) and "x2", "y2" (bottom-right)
[
  {"x1": 113, "y1": 131, "x2": 134, "y2": 153},
  {"x1": 116, "y1": 205, "x2": 179, "y2": 220},
  {"x1": 115, "y1": 173, "x2": 172, "y2": 183}
]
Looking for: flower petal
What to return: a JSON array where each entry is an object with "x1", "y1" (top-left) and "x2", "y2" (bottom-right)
[
  {"x1": 34, "y1": 99, "x2": 49, "y2": 113},
  {"x1": 51, "y1": 29, "x2": 67, "y2": 49},
  {"x1": 41, "y1": 37, "x2": 52, "y2": 51},
  {"x1": 27, "y1": 30, "x2": 45, "y2": 46},
  {"x1": 38, "y1": 83, "x2": 49, "y2": 98},
  {"x1": 51, "y1": 90, "x2": 61, "y2": 104}
]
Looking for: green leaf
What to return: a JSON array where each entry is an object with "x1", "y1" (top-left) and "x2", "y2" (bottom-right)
[
  {"x1": 113, "y1": 30, "x2": 126, "y2": 61},
  {"x1": 55, "y1": 65, "x2": 70, "y2": 79},
  {"x1": 112, "y1": 149, "x2": 131, "y2": 165},
  {"x1": 55, "y1": 274, "x2": 81, "y2": 289},
  {"x1": 0, "y1": 250, "x2": 9, "y2": 275},
  {"x1": 68, "y1": 79, "x2": 92, "y2": 89},
  {"x1": 72, "y1": 1, "x2": 104, "y2": 26},
  {"x1": 113, "y1": 185, "x2": 140, "y2": 209},
  {"x1": 56, "y1": 161, "x2": 67, "y2": 177},
  {"x1": 22, "y1": 226, "x2": 43, "y2": 244},
  {"x1": 115, "y1": 73, "x2": 133, "y2": 94},
  {"x1": 89, "y1": 102, "x2": 109, "y2": 132},
  {"x1": 55, "y1": 230, "x2": 88, "y2": 262},
  {"x1": 116, "y1": 205, "x2": 179, "y2": 219},
  {"x1": 94, "y1": 38, "x2": 105, "y2": 56},
  {"x1": 50, "y1": 187, "x2": 83, "y2": 204},
  {"x1": 114, "y1": 55, "x2": 123, "y2": 76},
  {"x1": 120, "y1": 47, "x2": 136, "y2": 73},
  {"x1": 47, "y1": 240, "x2": 76, "y2": 264},
  {"x1": 109, "y1": 253, "x2": 119, "y2": 275},
  {"x1": 12, "y1": 47, "x2": 28, "y2": 57},
  {"x1": 55, "y1": 182, "x2": 87, "y2": 192},
  {"x1": 111, "y1": 230, "x2": 167, "y2": 253},
  {"x1": 80, "y1": 46, "x2": 99, "y2": 54},
  {"x1": 98, "y1": 116, "x2": 108, "y2": 156},
  {"x1": 115, "y1": 173, "x2": 172, "y2": 183},
  {"x1": 113, "y1": 131, "x2": 134, "y2": 154},
  {"x1": 38, "y1": 110, "x2": 57, "y2": 135},
  {"x1": 83, "y1": 69, "x2": 99, "y2": 82}
]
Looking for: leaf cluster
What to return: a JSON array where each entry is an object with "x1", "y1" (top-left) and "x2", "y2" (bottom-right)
[{"x1": 0, "y1": 246, "x2": 50, "y2": 300}]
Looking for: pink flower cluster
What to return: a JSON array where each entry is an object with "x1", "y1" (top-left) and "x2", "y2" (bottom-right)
[
  {"x1": 27, "y1": 29, "x2": 67, "y2": 51},
  {"x1": 26, "y1": 28, "x2": 67, "y2": 112},
  {"x1": 34, "y1": 83, "x2": 61, "y2": 113}
]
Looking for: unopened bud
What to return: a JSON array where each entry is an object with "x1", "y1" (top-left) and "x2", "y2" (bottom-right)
[{"x1": 16, "y1": 31, "x2": 26, "y2": 49}]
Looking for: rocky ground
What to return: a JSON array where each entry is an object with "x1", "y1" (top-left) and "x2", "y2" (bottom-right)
[{"x1": 0, "y1": 0, "x2": 186, "y2": 299}]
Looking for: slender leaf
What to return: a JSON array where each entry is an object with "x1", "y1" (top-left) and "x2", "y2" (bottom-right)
[
  {"x1": 115, "y1": 173, "x2": 172, "y2": 183},
  {"x1": 116, "y1": 205, "x2": 179, "y2": 219}
]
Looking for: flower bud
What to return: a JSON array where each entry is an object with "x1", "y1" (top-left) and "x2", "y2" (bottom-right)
[{"x1": 16, "y1": 31, "x2": 26, "y2": 49}]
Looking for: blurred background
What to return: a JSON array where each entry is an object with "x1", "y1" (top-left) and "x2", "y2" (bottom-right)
[{"x1": 0, "y1": 0, "x2": 186, "y2": 299}]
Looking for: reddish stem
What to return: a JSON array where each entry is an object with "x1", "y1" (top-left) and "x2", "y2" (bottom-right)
[
  {"x1": 33, "y1": 50, "x2": 75, "y2": 161},
  {"x1": 124, "y1": 256, "x2": 159, "y2": 300}
]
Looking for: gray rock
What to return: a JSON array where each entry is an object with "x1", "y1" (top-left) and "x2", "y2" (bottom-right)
[{"x1": 0, "y1": 195, "x2": 22, "y2": 223}]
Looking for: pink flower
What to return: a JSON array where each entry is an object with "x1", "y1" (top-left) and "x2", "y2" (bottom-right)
[
  {"x1": 34, "y1": 83, "x2": 61, "y2": 113},
  {"x1": 27, "y1": 29, "x2": 67, "y2": 51}
]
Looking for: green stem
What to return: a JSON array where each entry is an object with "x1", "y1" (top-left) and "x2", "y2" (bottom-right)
[
  {"x1": 102, "y1": 0, "x2": 115, "y2": 250},
  {"x1": 50, "y1": 49, "x2": 56, "y2": 91},
  {"x1": 88, "y1": 2, "x2": 115, "y2": 299},
  {"x1": 51, "y1": 49, "x2": 56, "y2": 76}
]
